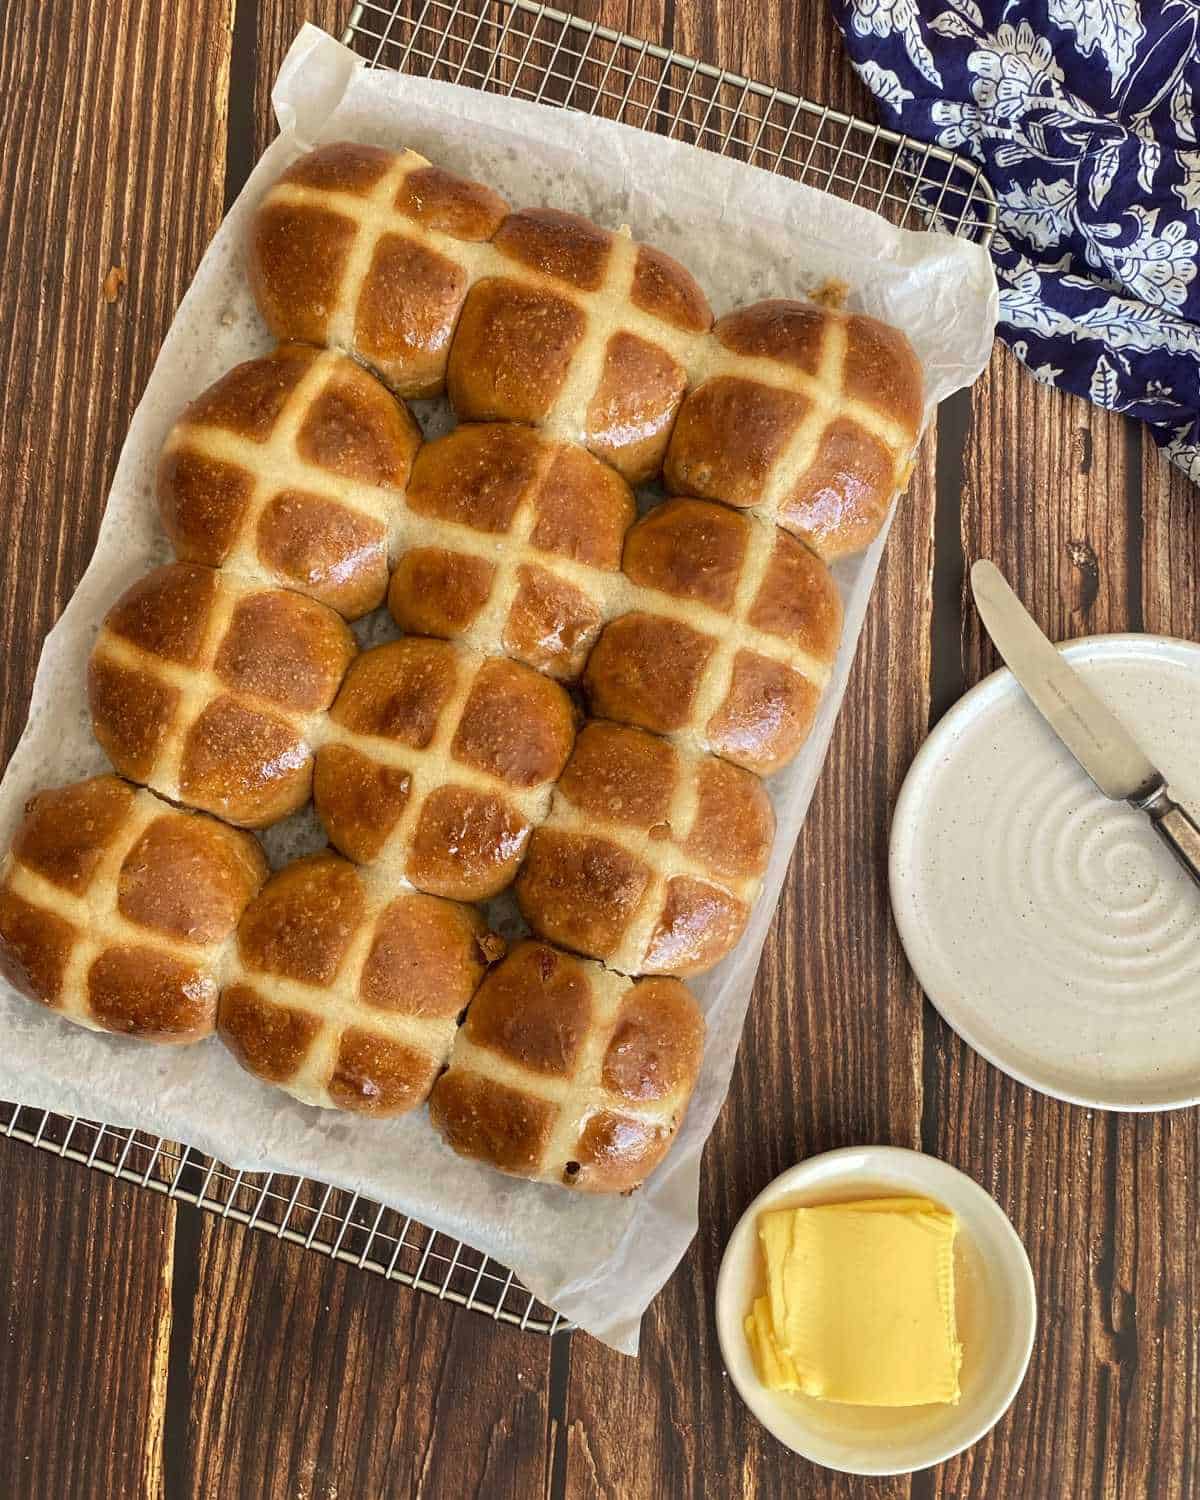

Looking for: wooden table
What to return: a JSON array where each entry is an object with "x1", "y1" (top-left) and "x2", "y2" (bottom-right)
[{"x1": 2, "y1": 2, "x2": 1197, "y2": 1495}]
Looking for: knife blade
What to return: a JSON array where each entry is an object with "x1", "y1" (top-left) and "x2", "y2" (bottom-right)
[
  {"x1": 969, "y1": 558, "x2": 1200, "y2": 889},
  {"x1": 970, "y1": 559, "x2": 1159, "y2": 801}
]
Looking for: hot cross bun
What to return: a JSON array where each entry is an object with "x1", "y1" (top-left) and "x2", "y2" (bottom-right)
[
  {"x1": 387, "y1": 422, "x2": 635, "y2": 679},
  {"x1": 158, "y1": 343, "x2": 421, "y2": 618},
  {"x1": 219, "y1": 850, "x2": 500, "y2": 1116},
  {"x1": 515, "y1": 720, "x2": 774, "y2": 976},
  {"x1": 447, "y1": 208, "x2": 712, "y2": 482},
  {"x1": 429, "y1": 939, "x2": 704, "y2": 1193},
  {"x1": 664, "y1": 299, "x2": 923, "y2": 558},
  {"x1": 0, "y1": 776, "x2": 267, "y2": 1041},
  {"x1": 313, "y1": 637, "x2": 576, "y2": 901},
  {"x1": 249, "y1": 143, "x2": 510, "y2": 398},
  {"x1": 88, "y1": 563, "x2": 356, "y2": 827},
  {"x1": 584, "y1": 497, "x2": 843, "y2": 774}
]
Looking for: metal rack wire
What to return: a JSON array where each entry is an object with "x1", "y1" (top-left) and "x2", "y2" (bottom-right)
[
  {"x1": 1, "y1": 1101, "x2": 568, "y2": 1333},
  {"x1": 2, "y1": 0, "x2": 995, "y2": 1339},
  {"x1": 342, "y1": 0, "x2": 996, "y2": 243}
]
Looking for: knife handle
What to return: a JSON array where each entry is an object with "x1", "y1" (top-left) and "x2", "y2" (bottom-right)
[{"x1": 1139, "y1": 785, "x2": 1200, "y2": 890}]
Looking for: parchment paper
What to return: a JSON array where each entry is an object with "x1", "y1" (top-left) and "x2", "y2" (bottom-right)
[{"x1": 0, "y1": 25, "x2": 997, "y2": 1352}]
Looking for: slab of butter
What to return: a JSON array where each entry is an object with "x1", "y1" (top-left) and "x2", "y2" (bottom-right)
[{"x1": 744, "y1": 1195, "x2": 962, "y2": 1407}]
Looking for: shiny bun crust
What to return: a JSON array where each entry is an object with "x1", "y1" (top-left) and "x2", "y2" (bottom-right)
[
  {"x1": 0, "y1": 776, "x2": 267, "y2": 1041},
  {"x1": 158, "y1": 343, "x2": 421, "y2": 619},
  {"x1": 429, "y1": 940, "x2": 704, "y2": 1192},
  {"x1": 314, "y1": 638, "x2": 577, "y2": 901},
  {"x1": 665, "y1": 299, "x2": 922, "y2": 558},
  {"x1": 516, "y1": 720, "x2": 774, "y2": 975},
  {"x1": 248, "y1": 144, "x2": 509, "y2": 399},
  {"x1": 88, "y1": 563, "x2": 355, "y2": 828},
  {"x1": 249, "y1": 144, "x2": 922, "y2": 549},
  {"x1": 447, "y1": 207, "x2": 712, "y2": 484},
  {"x1": 395, "y1": 423, "x2": 846, "y2": 777},
  {"x1": 587, "y1": 498, "x2": 843, "y2": 774},
  {"x1": 220, "y1": 851, "x2": 499, "y2": 1115},
  {"x1": 388, "y1": 422, "x2": 635, "y2": 679}
]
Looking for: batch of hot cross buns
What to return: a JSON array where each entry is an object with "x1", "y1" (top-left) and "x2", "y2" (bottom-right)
[{"x1": 0, "y1": 143, "x2": 923, "y2": 1194}]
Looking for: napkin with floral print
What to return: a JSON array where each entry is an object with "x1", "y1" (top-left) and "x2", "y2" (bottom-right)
[{"x1": 831, "y1": 0, "x2": 1200, "y2": 482}]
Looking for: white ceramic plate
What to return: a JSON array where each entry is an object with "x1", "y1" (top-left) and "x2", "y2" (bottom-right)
[
  {"x1": 890, "y1": 635, "x2": 1200, "y2": 1111},
  {"x1": 715, "y1": 1146, "x2": 1036, "y2": 1476}
]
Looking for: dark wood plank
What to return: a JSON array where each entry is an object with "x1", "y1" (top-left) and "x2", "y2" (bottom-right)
[
  {"x1": 1143, "y1": 441, "x2": 1200, "y2": 642},
  {"x1": 0, "y1": 1141, "x2": 175, "y2": 1499},
  {"x1": 0, "y1": 0, "x2": 234, "y2": 1496},
  {"x1": 178, "y1": 1215, "x2": 555, "y2": 1500}
]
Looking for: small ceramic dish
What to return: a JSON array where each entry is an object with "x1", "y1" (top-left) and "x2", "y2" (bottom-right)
[{"x1": 715, "y1": 1146, "x2": 1036, "y2": 1476}]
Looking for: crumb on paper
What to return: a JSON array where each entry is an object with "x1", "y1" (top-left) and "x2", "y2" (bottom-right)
[
  {"x1": 102, "y1": 266, "x2": 126, "y2": 304},
  {"x1": 812, "y1": 277, "x2": 849, "y2": 310}
]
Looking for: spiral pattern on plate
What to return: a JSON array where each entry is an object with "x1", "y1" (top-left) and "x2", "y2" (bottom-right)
[{"x1": 977, "y1": 749, "x2": 1200, "y2": 1017}]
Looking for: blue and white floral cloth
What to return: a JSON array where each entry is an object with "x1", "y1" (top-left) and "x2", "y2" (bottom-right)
[{"x1": 830, "y1": 0, "x2": 1200, "y2": 482}]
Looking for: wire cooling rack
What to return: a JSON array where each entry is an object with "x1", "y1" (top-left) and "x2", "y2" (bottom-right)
[
  {"x1": 343, "y1": 0, "x2": 997, "y2": 243},
  {"x1": 1, "y1": 1101, "x2": 568, "y2": 1333},
  {"x1": 2, "y1": 0, "x2": 996, "y2": 1340}
]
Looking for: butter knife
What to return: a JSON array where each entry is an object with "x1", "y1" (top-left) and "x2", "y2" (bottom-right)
[{"x1": 970, "y1": 559, "x2": 1200, "y2": 890}]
